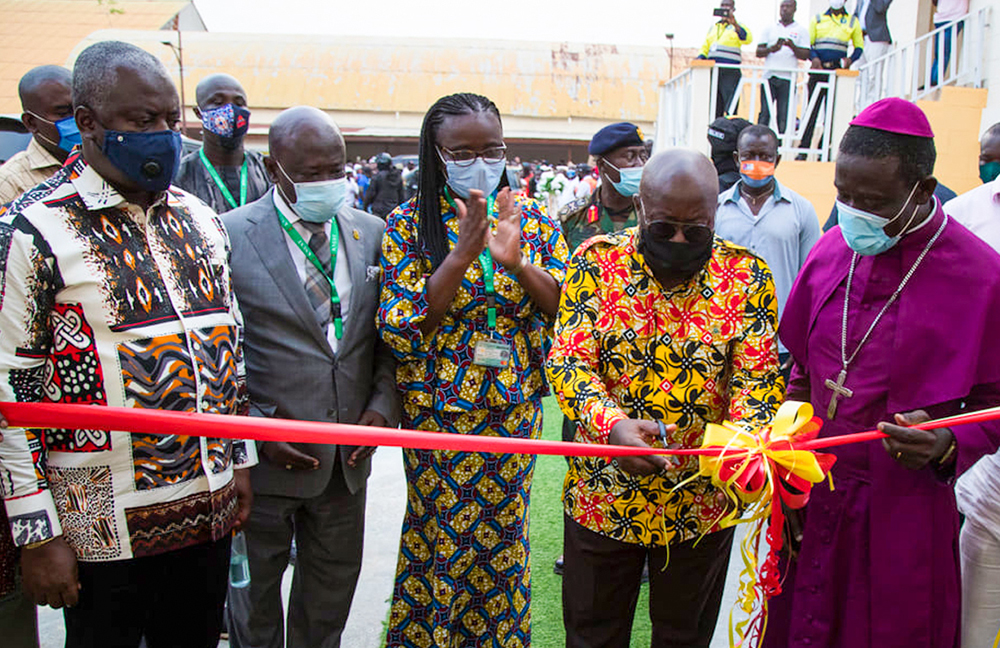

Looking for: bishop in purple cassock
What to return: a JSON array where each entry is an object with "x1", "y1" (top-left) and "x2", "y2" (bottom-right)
[{"x1": 764, "y1": 99, "x2": 1000, "y2": 648}]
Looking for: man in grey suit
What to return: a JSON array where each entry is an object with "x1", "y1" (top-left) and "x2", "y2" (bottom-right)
[{"x1": 222, "y1": 106, "x2": 399, "y2": 648}]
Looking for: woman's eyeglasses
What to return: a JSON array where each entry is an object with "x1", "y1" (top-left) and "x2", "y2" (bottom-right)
[{"x1": 437, "y1": 145, "x2": 507, "y2": 167}]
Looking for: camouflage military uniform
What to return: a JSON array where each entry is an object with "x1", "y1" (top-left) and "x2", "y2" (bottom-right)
[{"x1": 558, "y1": 186, "x2": 638, "y2": 255}]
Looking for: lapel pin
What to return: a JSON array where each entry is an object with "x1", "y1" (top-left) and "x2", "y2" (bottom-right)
[{"x1": 352, "y1": 229, "x2": 360, "y2": 240}]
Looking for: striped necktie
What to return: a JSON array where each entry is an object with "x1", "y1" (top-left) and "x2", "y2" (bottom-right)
[{"x1": 301, "y1": 221, "x2": 331, "y2": 326}]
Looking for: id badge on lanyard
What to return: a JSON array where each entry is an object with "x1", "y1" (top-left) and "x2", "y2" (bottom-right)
[{"x1": 452, "y1": 191, "x2": 513, "y2": 368}]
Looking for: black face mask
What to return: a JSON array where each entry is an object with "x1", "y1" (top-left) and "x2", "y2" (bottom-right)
[{"x1": 638, "y1": 227, "x2": 714, "y2": 285}]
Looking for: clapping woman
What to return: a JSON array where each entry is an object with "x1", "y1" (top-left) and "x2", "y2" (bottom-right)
[{"x1": 378, "y1": 93, "x2": 568, "y2": 647}]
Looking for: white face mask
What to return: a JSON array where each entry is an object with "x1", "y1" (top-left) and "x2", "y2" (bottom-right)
[{"x1": 829, "y1": 0, "x2": 846, "y2": 9}]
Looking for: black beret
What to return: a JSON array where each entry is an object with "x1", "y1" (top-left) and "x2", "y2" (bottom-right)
[
  {"x1": 589, "y1": 122, "x2": 645, "y2": 156},
  {"x1": 707, "y1": 117, "x2": 752, "y2": 154}
]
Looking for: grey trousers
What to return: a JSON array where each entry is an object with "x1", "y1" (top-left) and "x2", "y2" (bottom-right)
[
  {"x1": 0, "y1": 583, "x2": 38, "y2": 648},
  {"x1": 228, "y1": 470, "x2": 365, "y2": 648}
]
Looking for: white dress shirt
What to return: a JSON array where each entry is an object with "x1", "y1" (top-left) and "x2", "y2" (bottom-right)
[
  {"x1": 273, "y1": 189, "x2": 352, "y2": 354},
  {"x1": 944, "y1": 176, "x2": 1000, "y2": 253}
]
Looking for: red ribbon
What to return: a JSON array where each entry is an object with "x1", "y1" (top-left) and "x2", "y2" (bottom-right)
[{"x1": 1, "y1": 402, "x2": 997, "y2": 458}]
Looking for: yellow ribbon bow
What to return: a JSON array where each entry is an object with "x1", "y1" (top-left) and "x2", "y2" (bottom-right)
[{"x1": 692, "y1": 401, "x2": 836, "y2": 648}]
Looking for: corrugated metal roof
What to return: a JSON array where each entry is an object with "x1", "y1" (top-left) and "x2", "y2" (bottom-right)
[
  {"x1": 70, "y1": 30, "x2": 696, "y2": 123},
  {"x1": 0, "y1": 0, "x2": 189, "y2": 113}
]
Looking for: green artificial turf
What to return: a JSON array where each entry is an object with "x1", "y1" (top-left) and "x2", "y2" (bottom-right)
[{"x1": 530, "y1": 396, "x2": 652, "y2": 646}]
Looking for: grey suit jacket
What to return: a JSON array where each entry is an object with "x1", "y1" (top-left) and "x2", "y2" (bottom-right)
[
  {"x1": 223, "y1": 189, "x2": 400, "y2": 498},
  {"x1": 857, "y1": 0, "x2": 892, "y2": 44}
]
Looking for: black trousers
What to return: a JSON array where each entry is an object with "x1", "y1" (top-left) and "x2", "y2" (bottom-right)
[
  {"x1": 716, "y1": 67, "x2": 743, "y2": 118},
  {"x1": 562, "y1": 517, "x2": 734, "y2": 648},
  {"x1": 798, "y1": 71, "x2": 835, "y2": 152},
  {"x1": 64, "y1": 536, "x2": 231, "y2": 648},
  {"x1": 758, "y1": 76, "x2": 791, "y2": 135}
]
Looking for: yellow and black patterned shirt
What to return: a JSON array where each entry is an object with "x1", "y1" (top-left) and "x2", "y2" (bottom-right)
[{"x1": 546, "y1": 228, "x2": 783, "y2": 546}]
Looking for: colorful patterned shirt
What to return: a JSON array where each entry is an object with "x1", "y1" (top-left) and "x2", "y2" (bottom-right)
[
  {"x1": 0, "y1": 154, "x2": 256, "y2": 563},
  {"x1": 546, "y1": 229, "x2": 783, "y2": 546},
  {"x1": 378, "y1": 193, "x2": 568, "y2": 412}
]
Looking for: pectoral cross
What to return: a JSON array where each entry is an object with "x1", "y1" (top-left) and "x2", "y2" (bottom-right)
[{"x1": 824, "y1": 369, "x2": 854, "y2": 419}]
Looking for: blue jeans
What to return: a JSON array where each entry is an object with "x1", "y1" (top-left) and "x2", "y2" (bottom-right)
[{"x1": 931, "y1": 20, "x2": 964, "y2": 86}]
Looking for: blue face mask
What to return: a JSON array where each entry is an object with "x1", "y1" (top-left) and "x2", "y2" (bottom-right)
[
  {"x1": 604, "y1": 160, "x2": 643, "y2": 197},
  {"x1": 740, "y1": 174, "x2": 773, "y2": 189},
  {"x1": 29, "y1": 112, "x2": 82, "y2": 154},
  {"x1": 102, "y1": 128, "x2": 182, "y2": 193},
  {"x1": 836, "y1": 184, "x2": 920, "y2": 256},
  {"x1": 277, "y1": 161, "x2": 347, "y2": 223},
  {"x1": 443, "y1": 158, "x2": 506, "y2": 200}
]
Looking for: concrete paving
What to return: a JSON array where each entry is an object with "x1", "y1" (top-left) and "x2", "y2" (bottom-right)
[{"x1": 38, "y1": 445, "x2": 749, "y2": 648}]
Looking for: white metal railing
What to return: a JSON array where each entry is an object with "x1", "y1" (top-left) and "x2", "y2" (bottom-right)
[
  {"x1": 655, "y1": 63, "x2": 839, "y2": 161},
  {"x1": 857, "y1": 6, "x2": 991, "y2": 108},
  {"x1": 654, "y1": 68, "x2": 693, "y2": 151},
  {"x1": 712, "y1": 64, "x2": 838, "y2": 160}
]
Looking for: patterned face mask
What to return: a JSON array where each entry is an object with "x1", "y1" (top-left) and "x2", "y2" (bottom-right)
[{"x1": 200, "y1": 104, "x2": 250, "y2": 149}]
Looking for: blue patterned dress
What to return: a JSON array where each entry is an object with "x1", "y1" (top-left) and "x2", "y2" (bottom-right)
[{"x1": 378, "y1": 192, "x2": 567, "y2": 647}]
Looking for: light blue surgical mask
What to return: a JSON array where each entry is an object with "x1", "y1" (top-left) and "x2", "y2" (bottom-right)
[
  {"x1": 442, "y1": 157, "x2": 506, "y2": 199},
  {"x1": 28, "y1": 112, "x2": 81, "y2": 154},
  {"x1": 604, "y1": 160, "x2": 643, "y2": 197},
  {"x1": 836, "y1": 184, "x2": 920, "y2": 256},
  {"x1": 277, "y1": 161, "x2": 348, "y2": 223}
]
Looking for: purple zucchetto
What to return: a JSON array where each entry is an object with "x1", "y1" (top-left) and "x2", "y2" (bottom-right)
[{"x1": 850, "y1": 97, "x2": 935, "y2": 138}]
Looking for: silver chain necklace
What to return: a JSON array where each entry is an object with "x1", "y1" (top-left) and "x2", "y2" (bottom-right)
[{"x1": 824, "y1": 215, "x2": 947, "y2": 419}]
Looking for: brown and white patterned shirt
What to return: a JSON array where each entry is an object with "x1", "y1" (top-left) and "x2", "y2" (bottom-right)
[{"x1": 0, "y1": 153, "x2": 256, "y2": 563}]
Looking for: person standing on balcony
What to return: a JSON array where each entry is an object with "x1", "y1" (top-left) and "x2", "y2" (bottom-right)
[
  {"x1": 756, "y1": 0, "x2": 810, "y2": 136},
  {"x1": 698, "y1": 0, "x2": 753, "y2": 119},
  {"x1": 797, "y1": 1, "x2": 863, "y2": 159},
  {"x1": 931, "y1": 0, "x2": 969, "y2": 87},
  {"x1": 854, "y1": 0, "x2": 893, "y2": 107}
]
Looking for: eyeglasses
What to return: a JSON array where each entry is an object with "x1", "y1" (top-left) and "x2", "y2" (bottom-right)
[
  {"x1": 646, "y1": 220, "x2": 715, "y2": 246},
  {"x1": 637, "y1": 198, "x2": 714, "y2": 246},
  {"x1": 437, "y1": 144, "x2": 507, "y2": 167}
]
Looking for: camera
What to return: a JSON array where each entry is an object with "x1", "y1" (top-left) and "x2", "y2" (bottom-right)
[{"x1": 713, "y1": 7, "x2": 730, "y2": 17}]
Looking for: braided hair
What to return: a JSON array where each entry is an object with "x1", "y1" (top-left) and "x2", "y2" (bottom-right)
[{"x1": 416, "y1": 93, "x2": 502, "y2": 269}]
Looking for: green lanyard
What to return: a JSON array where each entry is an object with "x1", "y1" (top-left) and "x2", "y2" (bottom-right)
[
  {"x1": 444, "y1": 189, "x2": 498, "y2": 330},
  {"x1": 199, "y1": 148, "x2": 248, "y2": 210},
  {"x1": 275, "y1": 202, "x2": 343, "y2": 339}
]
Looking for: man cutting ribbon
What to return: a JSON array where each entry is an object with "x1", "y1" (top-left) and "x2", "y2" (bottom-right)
[
  {"x1": 546, "y1": 148, "x2": 783, "y2": 648},
  {"x1": 764, "y1": 98, "x2": 1000, "y2": 648},
  {"x1": 174, "y1": 73, "x2": 271, "y2": 214}
]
